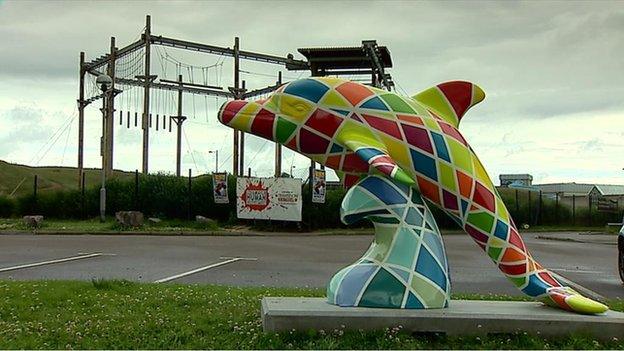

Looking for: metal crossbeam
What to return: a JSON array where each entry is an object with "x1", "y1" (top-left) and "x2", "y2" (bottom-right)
[
  {"x1": 243, "y1": 82, "x2": 282, "y2": 99},
  {"x1": 321, "y1": 69, "x2": 374, "y2": 76},
  {"x1": 152, "y1": 35, "x2": 308, "y2": 69},
  {"x1": 115, "y1": 77, "x2": 234, "y2": 98},
  {"x1": 160, "y1": 78, "x2": 223, "y2": 90},
  {"x1": 84, "y1": 39, "x2": 145, "y2": 72}
]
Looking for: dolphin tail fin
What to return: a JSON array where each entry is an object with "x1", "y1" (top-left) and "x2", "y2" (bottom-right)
[{"x1": 412, "y1": 81, "x2": 485, "y2": 128}]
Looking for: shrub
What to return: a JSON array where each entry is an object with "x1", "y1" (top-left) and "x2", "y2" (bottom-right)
[
  {"x1": 0, "y1": 195, "x2": 15, "y2": 217},
  {"x1": 301, "y1": 184, "x2": 347, "y2": 230},
  {"x1": 15, "y1": 194, "x2": 37, "y2": 215}
]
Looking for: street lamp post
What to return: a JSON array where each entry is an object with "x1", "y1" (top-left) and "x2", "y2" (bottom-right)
[
  {"x1": 208, "y1": 150, "x2": 218, "y2": 173},
  {"x1": 97, "y1": 74, "x2": 113, "y2": 222}
]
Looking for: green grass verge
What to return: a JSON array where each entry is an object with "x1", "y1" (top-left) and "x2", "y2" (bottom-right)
[
  {"x1": 0, "y1": 217, "x2": 219, "y2": 233},
  {"x1": 1, "y1": 217, "x2": 613, "y2": 236},
  {"x1": 520, "y1": 225, "x2": 613, "y2": 233},
  {"x1": 0, "y1": 280, "x2": 622, "y2": 349}
]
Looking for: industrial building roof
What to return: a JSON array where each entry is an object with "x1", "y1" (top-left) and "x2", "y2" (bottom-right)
[
  {"x1": 594, "y1": 184, "x2": 624, "y2": 196},
  {"x1": 500, "y1": 174, "x2": 533, "y2": 179},
  {"x1": 534, "y1": 183, "x2": 624, "y2": 196}
]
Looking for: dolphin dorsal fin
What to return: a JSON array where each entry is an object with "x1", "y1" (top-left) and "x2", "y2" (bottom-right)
[{"x1": 411, "y1": 81, "x2": 485, "y2": 128}]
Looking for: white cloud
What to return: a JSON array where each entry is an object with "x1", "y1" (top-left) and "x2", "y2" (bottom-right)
[{"x1": 0, "y1": 0, "x2": 622, "y2": 185}]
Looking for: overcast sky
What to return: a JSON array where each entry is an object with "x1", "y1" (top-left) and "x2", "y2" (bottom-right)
[{"x1": 0, "y1": 0, "x2": 622, "y2": 185}]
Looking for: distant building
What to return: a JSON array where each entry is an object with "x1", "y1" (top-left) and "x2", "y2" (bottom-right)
[
  {"x1": 499, "y1": 174, "x2": 533, "y2": 187},
  {"x1": 497, "y1": 175, "x2": 624, "y2": 211},
  {"x1": 533, "y1": 182, "x2": 624, "y2": 211},
  {"x1": 533, "y1": 183, "x2": 594, "y2": 196},
  {"x1": 591, "y1": 184, "x2": 624, "y2": 198}
]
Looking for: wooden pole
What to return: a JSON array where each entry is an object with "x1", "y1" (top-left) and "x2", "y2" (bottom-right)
[
  {"x1": 77, "y1": 52, "x2": 85, "y2": 189},
  {"x1": 174, "y1": 74, "x2": 186, "y2": 177},
  {"x1": 142, "y1": 15, "x2": 152, "y2": 174},
  {"x1": 106, "y1": 36, "x2": 116, "y2": 177},
  {"x1": 232, "y1": 37, "x2": 240, "y2": 176},
  {"x1": 239, "y1": 80, "x2": 246, "y2": 176},
  {"x1": 274, "y1": 71, "x2": 282, "y2": 177}
]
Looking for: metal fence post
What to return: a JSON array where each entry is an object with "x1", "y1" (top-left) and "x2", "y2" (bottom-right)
[
  {"x1": 572, "y1": 194, "x2": 576, "y2": 225},
  {"x1": 538, "y1": 190, "x2": 542, "y2": 225},
  {"x1": 134, "y1": 170, "x2": 139, "y2": 211},
  {"x1": 81, "y1": 172, "x2": 86, "y2": 219},
  {"x1": 33, "y1": 175, "x2": 38, "y2": 213},
  {"x1": 555, "y1": 192, "x2": 559, "y2": 225},
  {"x1": 589, "y1": 195, "x2": 592, "y2": 226},
  {"x1": 528, "y1": 191, "x2": 532, "y2": 225},
  {"x1": 188, "y1": 168, "x2": 192, "y2": 220},
  {"x1": 515, "y1": 189, "x2": 519, "y2": 218}
]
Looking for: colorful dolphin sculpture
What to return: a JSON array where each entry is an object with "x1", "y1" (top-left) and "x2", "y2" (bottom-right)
[{"x1": 218, "y1": 77, "x2": 608, "y2": 314}]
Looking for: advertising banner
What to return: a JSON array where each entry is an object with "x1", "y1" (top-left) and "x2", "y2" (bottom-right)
[
  {"x1": 212, "y1": 173, "x2": 229, "y2": 204},
  {"x1": 312, "y1": 169, "x2": 326, "y2": 204},
  {"x1": 596, "y1": 197, "x2": 618, "y2": 213},
  {"x1": 236, "y1": 177, "x2": 302, "y2": 221}
]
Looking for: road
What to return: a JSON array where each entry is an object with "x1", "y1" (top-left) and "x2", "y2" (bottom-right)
[{"x1": 0, "y1": 232, "x2": 621, "y2": 298}]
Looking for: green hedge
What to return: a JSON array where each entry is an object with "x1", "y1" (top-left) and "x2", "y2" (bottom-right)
[
  {"x1": 497, "y1": 188, "x2": 621, "y2": 226},
  {"x1": 0, "y1": 174, "x2": 621, "y2": 229},
  {"x1": 0, "y1": 195, "x2": 14, "y2": 217},
  {"x1": 0, "y1": 173, "x2": 342, "y2": 228}
]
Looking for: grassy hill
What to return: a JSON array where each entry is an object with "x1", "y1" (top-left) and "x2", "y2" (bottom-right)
[{"x1": 0, "y1": 160, "x2": 133, "y2": 197}]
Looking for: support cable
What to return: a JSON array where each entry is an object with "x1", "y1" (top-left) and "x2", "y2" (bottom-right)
[
  {"x1": 60, "y1": 113, "x2": 73, "y2": 165},
  {"x1": 28, "y1": 111, "x2": 76, "y2": 164},
  {"x1": 33, "y1": 111, "x2": 78, "y2": 166},
  {"x1": 182, "y1": 128, "x2": 199, "y2": 173},
  {"x1": 246, "y1": 138, "x2": 269, "y2": 171}
]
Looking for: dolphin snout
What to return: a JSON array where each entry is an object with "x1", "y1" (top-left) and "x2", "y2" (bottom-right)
[{"x1": 218, "y1": 100, "x2": 249, "y2": 126}]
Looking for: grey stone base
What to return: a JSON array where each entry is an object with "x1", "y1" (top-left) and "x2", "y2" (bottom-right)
[{"x1": 261, "y1": 297, "x2": 624, "y2": 341}]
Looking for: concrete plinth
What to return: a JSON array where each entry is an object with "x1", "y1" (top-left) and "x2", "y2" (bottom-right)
[{"x1": 261, "y1": 297, "x2": 624, "y2": 340}]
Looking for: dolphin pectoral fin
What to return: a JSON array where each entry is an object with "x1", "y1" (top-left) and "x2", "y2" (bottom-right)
[
  {"x1": 412, "y1": 81, "x2": 485, "y2": 128},
  {"x1": 337, "y1": 126, "x2": 415, "y2": 186},
  {"x1": 350, "y1": 145, "x2": 415, "y2": 187}
]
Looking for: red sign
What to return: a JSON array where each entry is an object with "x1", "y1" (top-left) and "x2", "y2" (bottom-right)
[{"x1": 240, "y1": 180, "x2": 269, "y2": 211}]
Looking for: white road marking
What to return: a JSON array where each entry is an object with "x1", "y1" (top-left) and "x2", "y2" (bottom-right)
[
  {"x1": 219, "y1": 256, "x2": 258, "y2": 261},
  {"x1": 0, "y1": 253, "x2": 103, "y2": 273},
  {"x1": 154, "y1": 257, "x2": 257, "y2": 283},
  {"x1": 78, "y1": 252, "x2": 116, "y2": 256}
]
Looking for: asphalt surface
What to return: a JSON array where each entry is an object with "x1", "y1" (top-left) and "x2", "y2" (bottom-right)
[{"x1": 0, "y1": 232, "x2": 622, "y2": 299}]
